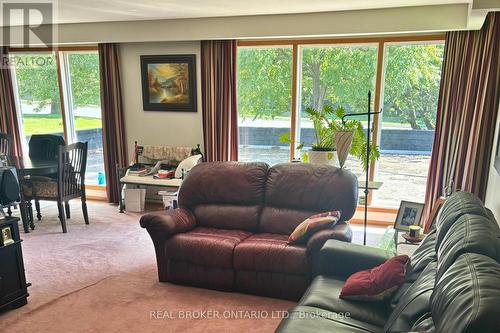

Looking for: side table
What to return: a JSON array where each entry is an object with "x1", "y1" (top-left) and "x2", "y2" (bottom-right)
[{"x1": 0, "y1": 217, "x2": 30, "y2": 312}]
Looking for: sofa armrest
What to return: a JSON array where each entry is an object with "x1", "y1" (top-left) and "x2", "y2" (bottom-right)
[
  {"x1": 317, "y1": 239, "x2": 391, "y2": 278},
  {"x1": 306, "y1": 222, "x2": 353, "y2": 256},
  {"x1": 140, "y1": 208, "x2": 196, "y2": 238}
]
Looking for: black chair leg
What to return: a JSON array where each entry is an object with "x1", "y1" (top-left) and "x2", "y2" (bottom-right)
[
  {"x1": 81, "y1": 195, "x2": 89, "y2": 225},
  {"x1": 27, "y1": 201, "x2": 35, "y2": 230},
  {"x1": 35, "y1": 200, "x2": 42, "y2": 221},
  {"x1": 65, "y1": 202, "x2": 70, "y2": 219},
  {"x1": 57, "y1": 201, "x2": 67, "y2": 233}
]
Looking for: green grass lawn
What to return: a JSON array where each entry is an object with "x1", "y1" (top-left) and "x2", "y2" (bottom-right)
[{"x1": 22, "y1": 114, "x2": 102, "y2": 135}]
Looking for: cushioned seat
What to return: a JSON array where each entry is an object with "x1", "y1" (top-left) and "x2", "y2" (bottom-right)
[
  {"x1": 234, "y1": 233, "x2": 308, "y2": 274},
  {"x1": 300, "y1": 276, "x2": 391, "y2": 327},
  {"x1": 276, "y1": 306, "x2": 383, "y2": 333},
  {"x1": 165, "y1": 227, "x2": 252, "y2": 268},
  {"x1": 23, "y1": 179, "x2": 59, "y2": 198}
]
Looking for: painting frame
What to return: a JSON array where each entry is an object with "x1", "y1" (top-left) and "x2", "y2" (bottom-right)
[
  {"x1": 394, "y1": 200, "x2": 425, "y2": 232},
  {"x1": 140, "y1": 54, "x2": 197, "y2": 112}
]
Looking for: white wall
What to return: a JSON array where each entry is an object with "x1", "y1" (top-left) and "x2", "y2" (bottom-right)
[
  {"x1": 485, "y1": 104, "x2": 500, "y2": 224},
  {"x1": 119, "y1": 41, "x2": 204, "y2": 160}
]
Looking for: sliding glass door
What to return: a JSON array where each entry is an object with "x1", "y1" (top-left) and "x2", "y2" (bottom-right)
[
  {"x1": 375, "y1": 42, "x2": 444, "y2": 206},
  {"x1": 11, "y1": 49, "x2": 105, "y2": 186},
  {"x1": 237, "y1": 46, "x2": 293, "y2": 165},
  {"x1": 11, "y1": 52, "x2": 65, "y2": 141}
]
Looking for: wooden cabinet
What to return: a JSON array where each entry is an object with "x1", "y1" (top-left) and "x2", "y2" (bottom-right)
[{"x1": 0, "y1": 217, "x2": 29, "y2": 311}]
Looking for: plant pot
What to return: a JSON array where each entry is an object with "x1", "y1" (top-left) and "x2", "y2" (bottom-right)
[
  {"x1": 307, "y1": 149, "x2": 338, "y2": 166},
  {"x1": 334, "y1": 130, "x2": 354, "y2": 168}
]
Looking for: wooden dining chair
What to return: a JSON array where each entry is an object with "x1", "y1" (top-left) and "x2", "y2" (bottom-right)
[
  {"x1": 22, "y1": 142, "x2": 89, "y2": 233},
  {"x1": 0, "y1": 133, "x2": 13, "y2": 165},
  {"x1": 0, "y1": 133, "x2": 18, "y2": 216},
  {"x1": 27, "y1": 134, "x2": 66, "y2": 220}
]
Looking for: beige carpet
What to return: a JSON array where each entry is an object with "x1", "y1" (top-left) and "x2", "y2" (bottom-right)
[{"x1": 1, "y1": 201, "x2": 389, "y2": 332}]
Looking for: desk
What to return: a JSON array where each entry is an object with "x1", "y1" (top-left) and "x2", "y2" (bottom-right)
[
  {"x1": 14, "y1": 156, "x2": 58, "y2": 233},
  {"x1": 118, "y1": 171, "x2": 182, "y2": 213}
]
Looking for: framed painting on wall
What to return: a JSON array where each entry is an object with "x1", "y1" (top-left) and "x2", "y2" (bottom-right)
[{"x1": 140, "y1": 54, "x2": 197, "y2": 112}]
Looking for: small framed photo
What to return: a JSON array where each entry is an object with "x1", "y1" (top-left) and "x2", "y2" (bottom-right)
[
  {"x1": 1, "y1": 226, "x2": 14, "y2": 246},
  {"x1": 394, "y1": 201, "x2": 425, "y2": 232}
]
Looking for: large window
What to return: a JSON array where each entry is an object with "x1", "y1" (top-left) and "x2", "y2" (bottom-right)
[
  {"x1": 11, "y1": 49, "x2": 105, "y2": 186},
  {"x1": 237, "y1": 37, "x2": 445, "y2": 208},
  {"x1": 237, "y1": 46, "x2": 293, "y2": 165}
]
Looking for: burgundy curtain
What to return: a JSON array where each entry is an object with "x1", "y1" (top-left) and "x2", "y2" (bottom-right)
[
  {"x1": 201, "y1": 40, "x2": 238, "y2": 162},
  {"x1": 423, "y1": 12, "x2": 500, "y2": 231},
  {"x1": 0, "y1": 47, "x2": 23, "y2": 157},
  {"x1": 98, "y1": 43, "x2": 128, "y2": 203}
]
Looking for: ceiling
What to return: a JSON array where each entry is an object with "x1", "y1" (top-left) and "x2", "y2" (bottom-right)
[{"x1": 4, "y1": 0, "x2": 472, "y2": 26}]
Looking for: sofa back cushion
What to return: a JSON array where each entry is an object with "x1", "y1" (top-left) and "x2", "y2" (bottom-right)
[
  {"x1": 436, "y1": 213, "x2": 500, "y2": 281},
  {"x1": 259, "y1": 163, "x2": 358, "y2": 235},
  {"x1": 384, "y1": 261, "x2": 437, "y2": 333},
  {"x1": 435, "y1": 192, "x2": 491, "y2": 251},
  {"x1": 405, "y1": 230, "x2": 437, "y2": 282},
  {"x1": 431, "y1": 253, "x2": 500, "y2": 333},
  {"x1": 178, "y1": 162, "x2": 268, "y2": 231}
]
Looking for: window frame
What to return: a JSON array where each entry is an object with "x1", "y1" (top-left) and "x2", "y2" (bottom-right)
[{"x1": 237, "y1": 34, "x2": 445, "y2": 206}]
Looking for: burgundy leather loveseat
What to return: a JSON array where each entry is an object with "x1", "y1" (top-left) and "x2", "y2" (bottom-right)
[{"x1": 140, "y1": 162, "x2": 358, "y2": 300}]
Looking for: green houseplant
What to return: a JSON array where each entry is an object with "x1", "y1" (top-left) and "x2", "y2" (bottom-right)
[{"x1": 280, "y1": 105, "x2": 380, "y2": 171}]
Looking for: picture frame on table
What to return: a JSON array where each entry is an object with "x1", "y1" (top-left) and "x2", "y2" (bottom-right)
[
  {"x1": 394, "y1": 201, "x2": 425, "y2": 232},
  {"x1": 140, "y1": 54, "x2": 197, "y2": 112},
  {"x1": 1, "y1": 226, "x2": 14, "y2": 246}
]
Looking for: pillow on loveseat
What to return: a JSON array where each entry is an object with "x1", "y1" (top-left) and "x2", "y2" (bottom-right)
[
  {"x1": 288, "y1": 211, "x2": 341, "y2": 244},
  {"x1": 340, "y1": 255, "x2": 409, "y2": 301}
]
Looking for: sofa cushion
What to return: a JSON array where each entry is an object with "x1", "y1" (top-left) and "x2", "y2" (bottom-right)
[
  {"x1": 435, "y1": 192, "x2": 492, "y2": 251},
  {"x1": 289, "y1": 211, "x2": 341, "y2": 244},
  {"x1": 275, "y1": 305, "x2": 383, "y2": 333},
  {"x1": 384, "y1": 260, "x2": 437, "y2": 333},
  {"x1": 431, "y1": 253, "x2": 500, "y2": 333},
  {"x1": 405, "y1": 230, "x2": 437, "y2": 282},
  {"x1": 340, "y1": 255, "x2": 408, "y2": 302},
  {"x1": 436, "y1": 213, "x2": 500, "y2": 280},
  {"x1": 178, "y1": 162, "x2": 268, "y2": 231},
  {"x1": 165, "y1": 227, "x2": 252, "y2": 268},
  {"x1": 300, "y1": 276, "x2": 391, "y2": 327},
  {"x1": 260, "y1": 163, "x2": 358, "y2": 234},
  {"x1": 233, "y1": 233, "x2": 308, "y2": 274}
]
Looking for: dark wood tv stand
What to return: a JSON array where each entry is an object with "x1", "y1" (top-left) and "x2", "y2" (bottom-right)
[{"x1": 0, "y1": 217, "x2": 30, "y2": 312}]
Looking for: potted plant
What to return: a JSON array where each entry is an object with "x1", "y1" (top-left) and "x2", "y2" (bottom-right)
[{"x1": 280, "y1": 105, "x2": 379, "y2": 171}]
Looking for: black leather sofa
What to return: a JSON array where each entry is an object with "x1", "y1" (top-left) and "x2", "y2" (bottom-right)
[{"x1": 276, "y1": 191, "x2": 500, "y2": 333}]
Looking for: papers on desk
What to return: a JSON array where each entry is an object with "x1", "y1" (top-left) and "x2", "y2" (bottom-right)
[{"x1": 121, "y1": 171, "x2": 183, "y2": 187}]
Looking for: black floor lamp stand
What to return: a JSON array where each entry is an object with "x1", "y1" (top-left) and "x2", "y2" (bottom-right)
[{"x1": 341, "y1": 91, "x2": 382, "y2": 245}]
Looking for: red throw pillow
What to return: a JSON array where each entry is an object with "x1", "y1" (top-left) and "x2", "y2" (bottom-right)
[
  {"x1": 340, "y1": 255, "x2": 409, "y2": 301},
  {"x1": 288, "y1": 211, "x2": 341, "y2": 244}
]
